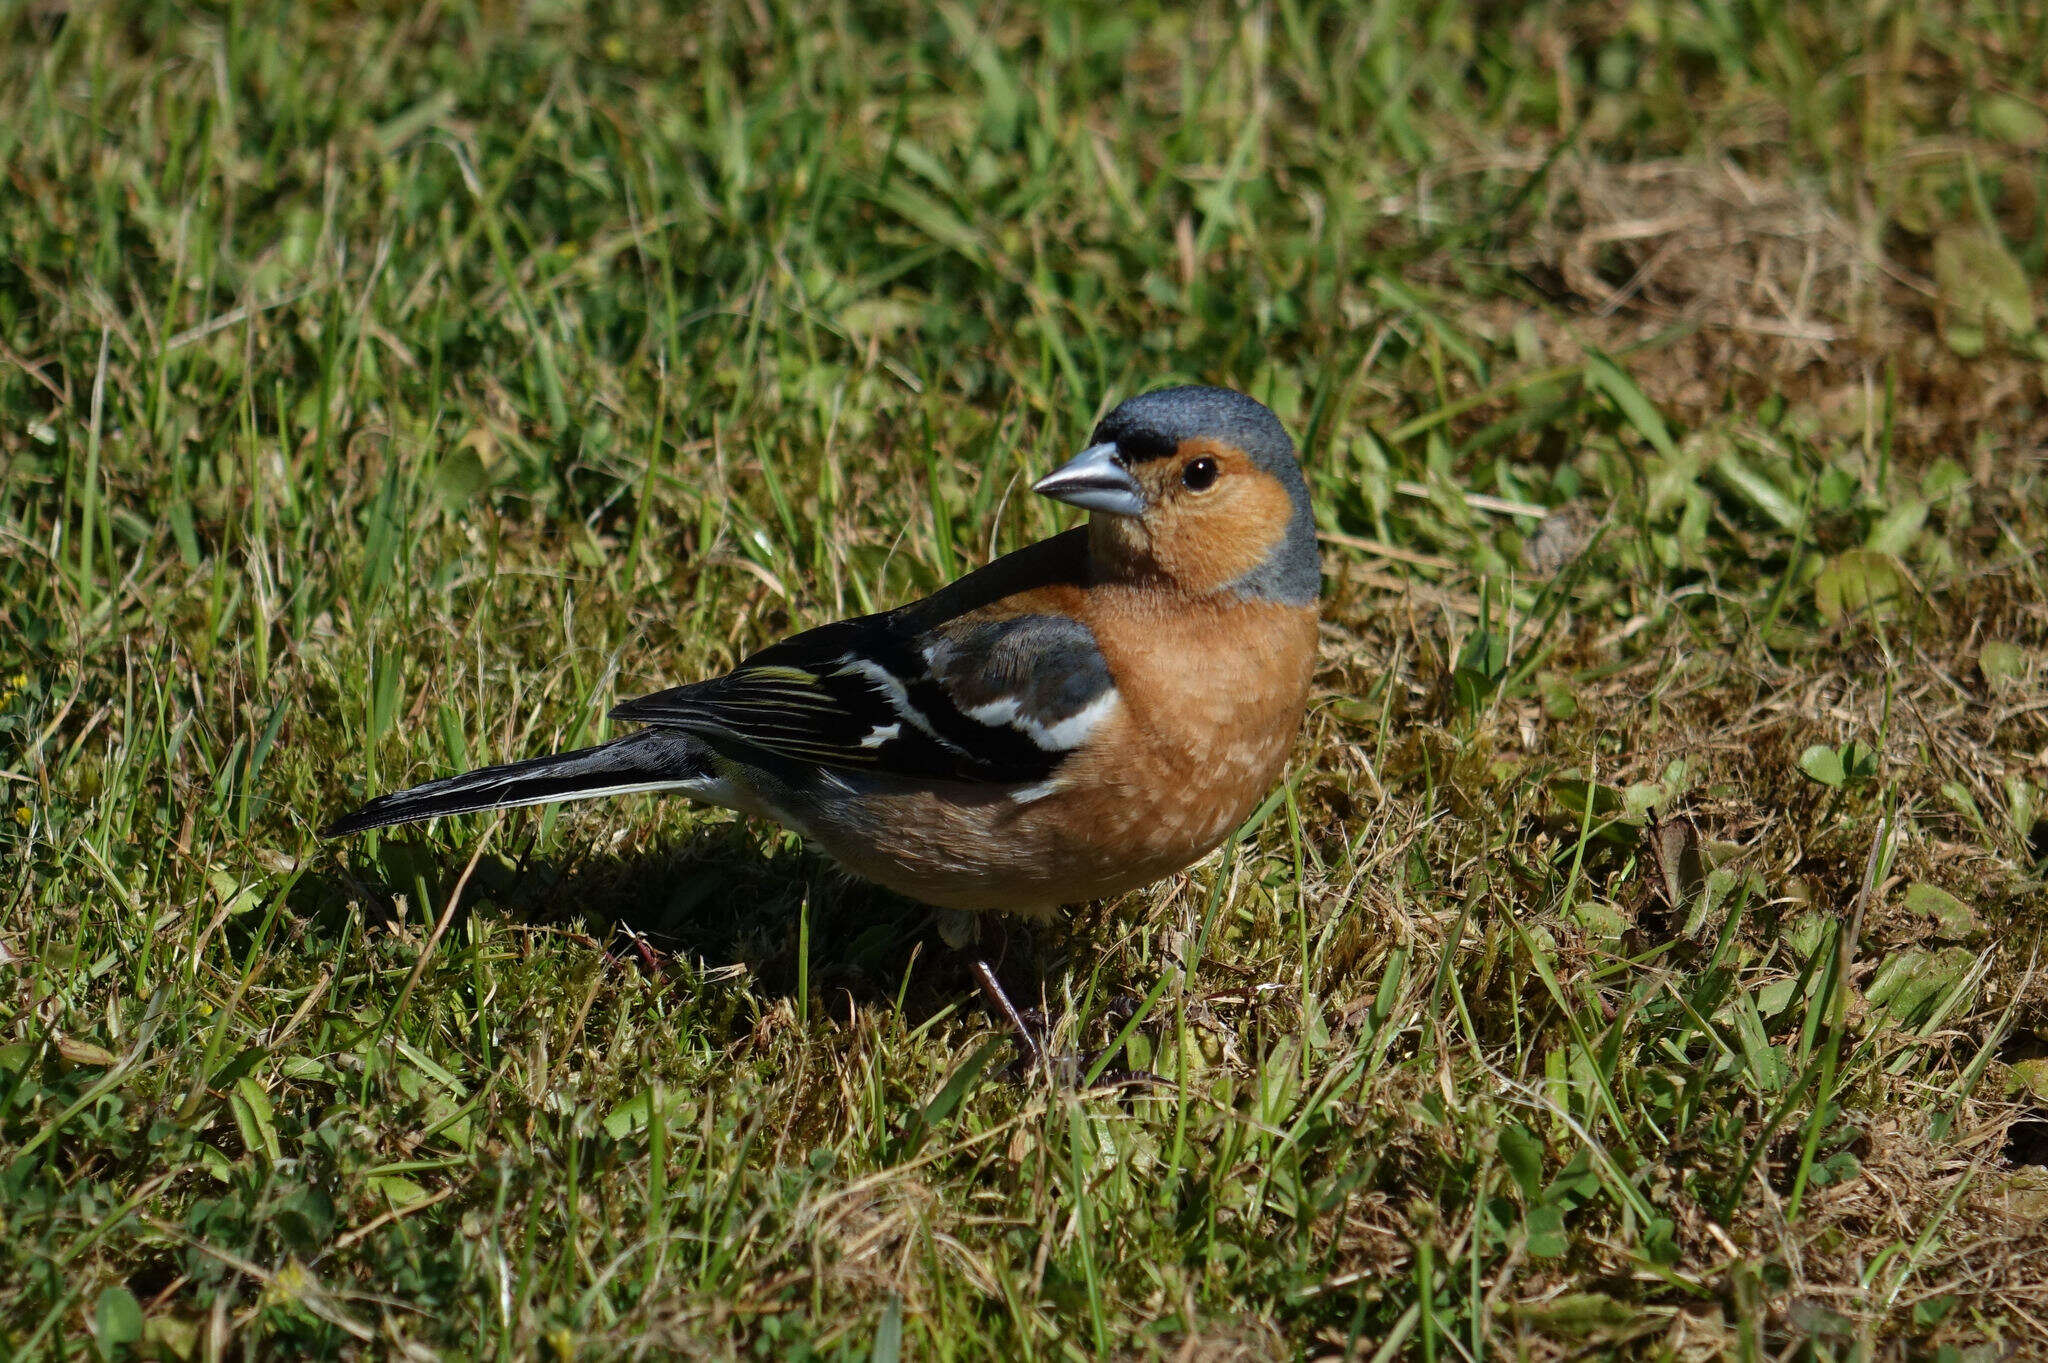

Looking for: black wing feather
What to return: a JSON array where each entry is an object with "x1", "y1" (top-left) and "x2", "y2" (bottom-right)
[{"x1": 609, "y1": 610, "x2": 1114, "y2": 784}]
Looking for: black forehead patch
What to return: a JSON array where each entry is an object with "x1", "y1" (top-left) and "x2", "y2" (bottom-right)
[{"x1": 1113, "y1": 428, "x2": 1178, "y2": 463}]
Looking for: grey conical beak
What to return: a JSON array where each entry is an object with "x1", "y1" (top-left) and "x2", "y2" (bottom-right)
[{"x1": 1032, "y1": 443, "x2": 1147, "y2": 517}]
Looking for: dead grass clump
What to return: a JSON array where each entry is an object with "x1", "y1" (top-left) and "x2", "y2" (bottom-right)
[
  {"x1": 1766, "y1": 1107, "x2": 2048, "y2": 1351},
  {"x1": 1536, "y1": 157, "x2": 1879, "y2": 358},
  {"x1": 1132, "y1": 1317, "x2": 1288, "y2": 1362},
  {"x1": 1502, "y1": 152, "x2": 2048, "y2": 466}
]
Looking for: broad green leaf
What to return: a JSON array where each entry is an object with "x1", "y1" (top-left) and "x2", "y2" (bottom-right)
[
  {"x1": 207, "y1": 868, "x2": 267, "y2": 917},
  {"x1": 1945, "y1": 322, "x2": 1987, "y2": 358},
  {"x1": 1537, "y1": 672, "x2": 1578, "y2": 720},
  {"x1": 1549, "y1": 776, "x2": 1624, "y2": 819},
  {"x1": 1817, "y1": 465, "x2": 1858, "y2": 513},
  {"x1": 1456, "y1": 628, "x2": 1508, "y2": 678},
  {"x1": 1786, "y1": 910, "x2": 1831, "y2": 962},
  {"x1": 198, "y1": 1143, "x2": 235, "y2": 1184},
  {"x1": 95, "y1": 1286, "x2": 144, "y2": 1346},
  {"x1": 1507, "y1": 1290, "x2": 1632, "y2": 1330},
  {"x1": 369, "y1": 1173, "x2": 431, "y2": 1207},
  {"x1": 1864, "y1": 947, "x2": 1974, "y2": 1028},
  {"x1": 432, "y1": 446, "x2": 490, "y2": 508},
  {"x1": 1864, "y1": 499, "x2": 1927, "y2": 556},
  {"x1": 839, "y1": 296, "x2": 920, "y2": 341},
  {"x1": 1547, "y1": 776, "x2": 1637, "y2": 844},
  {"x1": 1979, "y1": 641, "x2": 2028, "y2": 686},
  {"x1": 1798, "y1": 744, "x2": 1845, "y2": 788},
  {"x1": 1523, "y1": 1203, "x2": 1569, "y2": 1259},
  {"x1": 1921, "y1": 458, "x2": 1972, "y2": 503},
  {"x1": 144, "y1": 1314, "x2": 201, "y2": 1359},
  {"x1": 2009, "y1": 1059, "x2": 2048, "y2": 1104},
  {"x1": 1839, "y1": 741, "x2": 1879, "y2": 784},
  {"x1": 1904, "y1": 882, "x2": 1984, "y2": 944},
  {"x1": 1933, "y1": 229, "x2": 2035, "y2": 351},
  {"x1": 1977, "y1": 93, "x2": 2048, "y2": 149},
  {"x1": 1623, "y1": 781, "x2": 1669, "y2": 822},
  {"x1": 1568, "y1": 897, "x2": 1629, "y2": 941},
  {"x1": 1756, "y1": 979, "x2": 1799, "y2": 1019},
  {"x1": 603, "y1": 1087, "x2": 658, "y2": 1139},
  {"x1": 232, "y1": 1076, "x2": 281, "y2": 1162},
  {"x1": 1498, "y1": 1123, "x2": 1544, "y2": 1201},
  {"x1": 1813, "y1": 548, "x2": 1905, "y2": 622}
]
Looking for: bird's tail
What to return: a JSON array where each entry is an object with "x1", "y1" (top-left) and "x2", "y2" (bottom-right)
[{"x1": 321, "y1": 729, "x2": 722, "y2": 837}]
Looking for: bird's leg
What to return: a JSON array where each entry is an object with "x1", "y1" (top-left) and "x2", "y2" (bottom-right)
[
  {"x1": 941, "y1": 911, "x2": 1158, "y2": 1086},
  {"x1": 938, "y1": 910, "x2": 1053, "y2": 1075},
  {"x1": 969, "y1": 957, "x2": 1047, "y2": 1073}
]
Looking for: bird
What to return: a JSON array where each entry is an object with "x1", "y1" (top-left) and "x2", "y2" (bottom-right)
[{"x1": 323, "y1": 385, "x2": 1322, "y2": 1065}]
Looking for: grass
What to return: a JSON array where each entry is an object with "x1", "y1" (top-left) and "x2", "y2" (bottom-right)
[{"x1": 5, "y1": 0, "x2": 2048, "y2": 1357}]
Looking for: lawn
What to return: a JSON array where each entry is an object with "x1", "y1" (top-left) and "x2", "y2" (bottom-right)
[{"x1": 5, "y1": 1, "x2": 2048, "y2": 1358}]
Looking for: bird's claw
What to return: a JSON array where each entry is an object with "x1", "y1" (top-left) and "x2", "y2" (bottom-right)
[{"x1": 1002, "y1": 1002, "x2": 1163, "y2": 1089}]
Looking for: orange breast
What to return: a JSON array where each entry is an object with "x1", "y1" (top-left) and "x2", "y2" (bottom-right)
[{"x1": 806, "y1": 593, "x2": 1318, "y2": 916}]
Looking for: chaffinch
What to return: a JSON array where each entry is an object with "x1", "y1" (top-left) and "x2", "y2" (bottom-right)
[{"x1": 326, "y1": 385, "x2": 1320, "y2": 1059}]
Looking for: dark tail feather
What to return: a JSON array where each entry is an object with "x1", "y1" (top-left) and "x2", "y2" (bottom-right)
[{"x1": 321, "y1": 730, "x2": 718, "y2": 837}]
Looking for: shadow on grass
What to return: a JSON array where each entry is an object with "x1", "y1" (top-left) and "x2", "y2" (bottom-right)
[{"x1": 293, "y1": 819, "x2": 1063, "y2": 1034}]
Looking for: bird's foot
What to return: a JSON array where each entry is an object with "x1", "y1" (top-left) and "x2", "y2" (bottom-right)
[
  {"x1": 969, "y1": 961, "x2": 1162, "y2": 1089},
  {"x1": 1044, "y1": 996, "x2": 1167, "y2": 1090},
  {"x1": 608, "y1": 928, "x2": 669, "y2": 979},
  {"x1": 1024, "y1": 1025, "x2": 1165, "y2": 1090}
]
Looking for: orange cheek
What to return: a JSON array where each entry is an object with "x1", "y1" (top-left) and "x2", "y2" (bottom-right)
[{"x1": 1149, "y1": 475, "x2": 1295, "y2": 594}]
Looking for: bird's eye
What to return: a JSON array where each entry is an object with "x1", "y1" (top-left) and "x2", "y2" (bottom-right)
[{"x1": 1181, "y1": 457, "x2": 1220, "y2": 492}]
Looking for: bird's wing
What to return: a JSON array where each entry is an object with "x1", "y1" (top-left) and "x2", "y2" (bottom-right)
[{"x1": 608, "y1": 610, "x2": 1117, "y2": 785}]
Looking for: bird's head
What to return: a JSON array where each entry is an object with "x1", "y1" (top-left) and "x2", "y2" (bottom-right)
[{"x1": 1033, "y1": 386, "x2": 1319, "y2": 605}]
